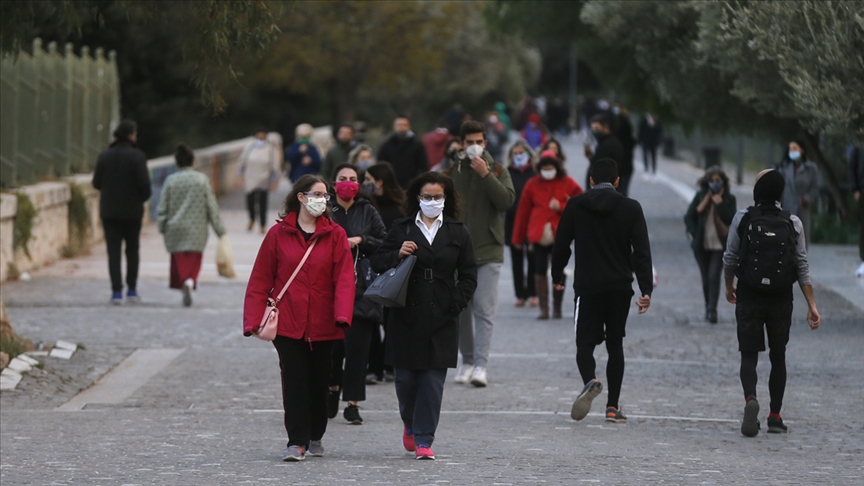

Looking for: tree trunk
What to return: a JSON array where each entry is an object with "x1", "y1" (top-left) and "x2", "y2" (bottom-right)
[{"x1": 801, "y1": 130, "x2": 850, "y2": 222}]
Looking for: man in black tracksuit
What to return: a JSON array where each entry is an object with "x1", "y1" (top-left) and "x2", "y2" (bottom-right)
[
  {"x1": 583, "y1": 115, "x2": 626, "y2": 195},
  {"x1": 551, "y1": 158, "x2": 653, "y2": 424}
]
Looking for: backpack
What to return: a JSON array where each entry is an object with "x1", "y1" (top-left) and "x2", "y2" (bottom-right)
[{"x1": 736, "y1": 206, "x2": 797, "y2": 291}]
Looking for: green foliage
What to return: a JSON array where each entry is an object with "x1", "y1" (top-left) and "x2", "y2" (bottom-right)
[
  {"x1": 811, "y1": 211, "x2": 859, "y2": 244},
  {"x1": 12, "y1": 192, "x2": 36, "y2": 260},
  {"x1": 0, "y1": 333, "x2": 28, "y2": 360},
  {"x1": 63, "y1": 182, "x2": 89, "y2": 257}
]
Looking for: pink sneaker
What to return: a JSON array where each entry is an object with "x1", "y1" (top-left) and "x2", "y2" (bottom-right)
[
  {"x1": 402, "y1": 427, "x2": 416, "y2": 452},
  {"x1": 415, "y1": 445, "x2": 435, "y2": 460}
]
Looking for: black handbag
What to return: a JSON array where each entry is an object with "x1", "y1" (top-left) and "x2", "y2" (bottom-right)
[{"x1": 363, "y1": 254, "x2": 417, "y2": 308}]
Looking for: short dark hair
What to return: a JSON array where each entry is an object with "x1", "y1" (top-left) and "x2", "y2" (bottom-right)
[
  {"x1": 590, "y1": 158, "x2": 618, "y2": 184},
  {"x1": 395, "y1": 115, "x2": 410, "y2": 122},
  {"x1": 537, "y1": 156, "x2": 566, "y2": 178},
  {"x1": 403, "y1": 172, "x2": 460, "y2": 220},
  {"x1": 175, "y1": 144, "x2": 195, "y2": 168},
  {"x1": 113, "y1": 119, "x2": 137, "y2": 140},
  {"x1": 590, "y1": 114, "x2": 610, "y2": 128},
  {"x1": 338, "y1": 122, "x2": 355, "y2": 134},
  {"x1": 460, "y1": 120, "x2": 485, "y2": 141},
  {"x1": 332, "y1": 163, "x2": 360, "y2": 181},
  {"x1": 280, "y1": 174, "x2": 332, "y2": 219}
]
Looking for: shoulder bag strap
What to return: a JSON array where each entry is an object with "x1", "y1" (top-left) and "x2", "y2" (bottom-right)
[{"x1": 273, "y1": 239, "x2": 317, "y2": 304}]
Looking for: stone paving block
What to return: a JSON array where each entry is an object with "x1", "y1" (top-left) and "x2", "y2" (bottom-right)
[
  {"x1": 5, "y1": 357, "x2": 32, "y2": 373},
  {"x1": 48, "y1": 348, "x2": 74, "y2": 359}
]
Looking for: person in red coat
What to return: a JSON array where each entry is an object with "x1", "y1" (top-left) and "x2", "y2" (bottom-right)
[
  {"x1": 512, "y1": 152, "x2": 583, "y2": 319},
  {"x1": 243, "y1": 174, "x2": 356, "y2": 462}
]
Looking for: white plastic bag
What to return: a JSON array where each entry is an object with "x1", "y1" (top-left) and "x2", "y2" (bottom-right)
[{"x1": 216, "y1": 235, "x2": 236, "y2": 278}]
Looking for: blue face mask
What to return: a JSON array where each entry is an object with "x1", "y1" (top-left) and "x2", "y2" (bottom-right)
[
  {"x1": 788, "y1": 151, "x2": 801, "y2": 161},
  {"x1": 708, "y1": 181, "x2": 723, "y2": 193}
]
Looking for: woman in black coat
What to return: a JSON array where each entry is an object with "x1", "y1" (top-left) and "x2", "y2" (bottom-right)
[
  {"x1": 329, "y1": 164, "x2": 388, "y2": 425},
  {"x1": 370, "y1": 171, "x2": 477, "y2": 460}
]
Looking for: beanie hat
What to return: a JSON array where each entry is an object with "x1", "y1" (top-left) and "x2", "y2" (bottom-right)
[
  {"x1": 540, "y1": 149, "x2": 558, "y2": 160},
  {"x1": 753, "y1": 169, "x2": 785, "y2": 205}
]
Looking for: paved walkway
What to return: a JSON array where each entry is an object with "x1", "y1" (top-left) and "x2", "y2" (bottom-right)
[{"x1": 1, "y1": 135, "x2": 862, "y2": 485}]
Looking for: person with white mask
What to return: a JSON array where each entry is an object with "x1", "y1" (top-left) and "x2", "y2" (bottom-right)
[
  {"x1": 777, "y1": 139, "x2": 819, "y2": 248},
  {"x1": 505, "y1": 140, "x2": 539, "y2": 309},
  {"x1": 370, "y1": 171, "x2": 477, "y2": 460},
  {"x1": 238, "y1": 130, "x2": 281, "y2": 233},
  {"x1": 511, "y1": 151, "x2": 583, "y2": 319}
]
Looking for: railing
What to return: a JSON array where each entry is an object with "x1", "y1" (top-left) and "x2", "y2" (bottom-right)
[{"x1": 0, "y1": 39, "x2": 120, "y2": 188}]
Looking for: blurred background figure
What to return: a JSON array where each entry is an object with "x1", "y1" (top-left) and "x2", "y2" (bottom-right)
[
  {"x1": 638, "y1": 113, "x2": 663, "y2": 178},
  {"x1": 777, "y1": 139, "x2": 819, "y2": 248},
  {"x1": 157, "y1": 144, "x2": 227, "y2": 307},
  {"x1": 238, "y1": 129, "x2": 281, "y2": 233},
  {"x1": 423, "y1": 120, "x2": 453, "y2": 170},
  {"x1": 377, "y1": 116, "x2": 429, "y2": 189},
  {"x1": 611, "y1": 104, "x2": 635, "y2": 197},
  {"x1": 546, "y1": 97, "x2": 570, "y2": 138},
  {"x1": 850, "y1": 146, "x2": 864, "y2": 277},
  {"x1": 442, "y1": 103, "x2": 466, "y2": 137},
  {"x1": 494, "y1": 102, "x2": 512, "y2": 134},
  {"x1": 684, "y1": 166, "x2": 736, "y2": 324},
  {"x1": 285, "y1": 123, "x2": 322, "y2": 183},
  {"x1": 431, "y1": 139, "x2": 463, "y2": 173},
  {"x1": 521, "y1": 113, "x2": 548, "y2": 151},
  {"x1": 348, "y1": 144, "x2": 376, "y2": 172},
  {"x1": 321, "y1": 123, "x2": 358, "y2": 181},
  {"x1": 540, "y1": 138, "x2": 566, "y2": 163},
  {"x1": 583, "y1": 114, "x2": 624, "y2": 193},
  {"x1": 485, "y1": 112, "x2": 509, "y2": 162},
  {"x1": 504, "y1": 140, "x2": 538, "y2": 308},
  {"x1": 514, "y1": 96, "x2": 537, "y2": 131}
]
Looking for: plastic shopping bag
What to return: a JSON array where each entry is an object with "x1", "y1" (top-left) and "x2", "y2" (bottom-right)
[{"x1": 216, "y1": 235, "x2": 236, "y2": 278}]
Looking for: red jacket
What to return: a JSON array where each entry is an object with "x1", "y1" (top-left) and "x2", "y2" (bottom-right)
[
  {"x1": 512, "y1": 175, "x2": 583, "y2": 246},
  {"x1": 243, "y1": 212, "x2": 355, "y2": 342},
  {"x1": 422, "y1": 129, "x2": 452, "y2": 169}
]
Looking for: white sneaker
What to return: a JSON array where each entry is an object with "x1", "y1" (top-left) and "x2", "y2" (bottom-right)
[
  {"x1": 453, "y1": 364, "x2": 474, "y2": 384},
  {"x1": 470, "y1": 367, "x2": 488, "y2": 387},
  {"x1": 856, "y1": 262, "x2": 864, "y2": 277},
  {"x1": 182, "y1": 278, "x2": 194, "y2": 307}
]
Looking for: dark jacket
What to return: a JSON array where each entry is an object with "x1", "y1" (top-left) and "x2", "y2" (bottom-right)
[
  {"x1": 551, "y1": 185, "x2": 653, "y2": 298},
  {"x1": 331, "y1": 197, "x2": 388, "y2": 322},
  {"x1": 92, "y1": 141, "x2": 151, "y2": 221},
  {"x1": 285, "y1": 141, "x2": 322, "y2": 182},
  {"x1": 684, "y1": 189, "x2": 737, "y2": 253},
  {"x1": 321, "y1": 141, "x2": 356, "y2": 181},
  {"x1": 377, "y1": 132, "x2": 429, "y2": 188},
  {"x1": 613, "y1": 115, "x2": 635, "y2": 173},
  {"x1": 588, "y1": 134, "x2": 625, "y2": 183},
  {"x1": 505, "y1": 165, "x2": 537, "y2": 244},
  {"x1": 637, "y1": 117, "x2": 664, "y2": 148},
  {"x1": 850, "y1": 146, "x2": 864, "y2": 194},
  {"x1": 370, "y1": 215, "x2": 478, "y2": 369},
  {"x1": 374, "y1": 195, "x2": 404, "y2": 232}
]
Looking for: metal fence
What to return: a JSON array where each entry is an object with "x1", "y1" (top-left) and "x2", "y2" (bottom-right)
[{"x1": 0, "y1": 39, "x2": 120, "y2": 188}]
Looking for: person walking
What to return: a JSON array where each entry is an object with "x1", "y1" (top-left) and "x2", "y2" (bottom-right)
[
  {"x1": 540, "y1": 138, "x2": 567, "y2": 163},
  {"x1": 327, "y1": 164, "x2": 387, "y2": 425},
  {"x1": 504, "y1": 140, "x2": 538, "y2": 308},
  {"x1": 285, "y1": 124, "x2": 322, "y2": 183},
  {"x1": 243, "y1": 174, "x2": 356, "y2": 461},
  {"x1": 92, "y1": 119, "x2": 152, "y2": 305},
  {"x1": 422, "y1": 121, "x2": 452, "y2": 170},
  {"x1": 521, "y1": 113, "x2": 548, "y2": 151},
  {"x1": 370, "y1": 171, "x2": 478, "y2": 460},
  {"x1": 849, "y1": 146, "x2": 864, "y2": 277},
  {"x1": 321, "y1": 123, "x2": 357, "y2": 181},
  {"x1": 583, "y1": 115, "x2": 625, "y2": 195},
  {"x1": 723, "y1": 169, "x2": 821, "y2": 437},
  {"x1": 156, "y1": 144, "x2": 227, "y2": 307},
  {"x1": 551, "y1": 158, "x2": 653, "y2": 424},
  {"x1": 684, "y1": 166, "x2": 737, "y2": 324},
  {"x1": 611, "y1": 104, "x2": 635, "y2": 196},
  {"x1": 777, "y1": 140, "x2": 819, "y2": 248},
  {"x1": 445, "y1": 121, "x2": 516, "y2": 388},
  {"x1": 348, "y1": 144, "x2": 376, "y2": 173},
  {"x1": 512, "y1": 152, "x2": 583, "y2": 320},
  {"x1": 238, "y1": 130, "x2": 280, "y2": 234},
  {"x1": 637, "y1": 113, "x2": 663, "y2": 177},
  {"x1": 377, "y1": 116, "x2": 429, "y2": 189}
]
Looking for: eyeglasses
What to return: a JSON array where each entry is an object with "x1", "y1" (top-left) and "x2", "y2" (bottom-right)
[
  {"x1": 463, "y1": 139, "x2": 485, "y2": 146},
  {"x1": 418, "y1": 194, "x2": 446, "y2": 202},
  {"x1": 303, "y1": 191, "x2": 331, "y2": 201}
]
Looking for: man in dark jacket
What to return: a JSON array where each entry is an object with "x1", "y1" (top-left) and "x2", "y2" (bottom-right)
[
  {"x1": 551, "y1": 157, "x2": 653, "y2": 424},
  {"x1": 637, "y1": 113, "x2": 663, "y2": 176},
  {"x1": 321, "y1": 123, "x2": 357, "y2": 181},
  {"x1": 611, "y1": 104, "x2": 635, "y2": 195},
  {"x1": 849, "y1": 146, "x2": 864, "y2": 277},
  {"x1": 377, "y1": 116, "x2": 429, "y2": 189},
  {"x1": 92, "y1": 119, "x2": 152, "y2": 304},
  {"x1": 583, "y1": 115, "x2": 626, "y2": 195}
]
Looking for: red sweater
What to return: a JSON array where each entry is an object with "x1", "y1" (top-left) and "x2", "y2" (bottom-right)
[
  {"x1": 243, "y1": 212, "x2": 355, "y2": 341},
  {"x1": 512, "y1": 175, "x2": 583, "y2": 246}
]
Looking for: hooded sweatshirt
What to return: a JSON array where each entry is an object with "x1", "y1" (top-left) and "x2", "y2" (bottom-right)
[{"x1": 551, "y1": 184, "x2": 653, "y2": 297}]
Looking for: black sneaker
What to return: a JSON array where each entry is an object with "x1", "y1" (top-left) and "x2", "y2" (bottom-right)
[
  {"x1": 344, "y1": 404, "x2": 363, "y2": 425},
  {"x1": 767, "y1": 415, "x2": 788, "y2": 433},
  {"x1": 741, "y1": 397, "x2": 760, "y2": 437},
  {"x1": 327, "y1": 389, "x2": 340, "y2": 419}
]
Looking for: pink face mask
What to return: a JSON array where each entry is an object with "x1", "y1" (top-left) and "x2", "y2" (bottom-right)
[{"x1": 335, "y1": 181, "x2": 359, "y2": 201}]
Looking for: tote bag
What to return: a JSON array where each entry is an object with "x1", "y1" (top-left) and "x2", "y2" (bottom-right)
[{"x1": 363, "y1": 255, "x2": 417, "y2": 308}]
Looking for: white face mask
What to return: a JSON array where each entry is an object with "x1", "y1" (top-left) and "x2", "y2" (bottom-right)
[
  {"x1": 513, "y1": 152, "x2": 530, "y2": 168},
  {"x1": 465, "y1": 144, "x2": 484, "y2": 159},
  {"x1": 304, "y1": 197, "x2": 327, "y2": 218},
  {"x1": 419, "y1": 199, "x2": 445, "y2": 219},
  {"x1": 541, "y1": 169, "x2": 556, "y2": 180}
]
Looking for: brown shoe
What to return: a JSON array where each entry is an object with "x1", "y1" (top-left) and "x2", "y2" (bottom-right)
[
  {"x1": 534, "y1": 275, "x2": 549, "y2": 320},
  {"x1": 247, "y1": 220, "x2": 254, "y2": 231},
  {"x1": 552, "y1": 275, "x2": 566, "y2": 319}
]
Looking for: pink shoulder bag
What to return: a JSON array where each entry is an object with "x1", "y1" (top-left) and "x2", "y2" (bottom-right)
[{"x1": 253, "y1": 240, "x2": 317, "y2": 341}]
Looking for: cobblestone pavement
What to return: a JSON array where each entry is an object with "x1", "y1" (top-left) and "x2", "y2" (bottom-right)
[{"x1": 2, "y1": 136, "x2": 862, "y2": 485}]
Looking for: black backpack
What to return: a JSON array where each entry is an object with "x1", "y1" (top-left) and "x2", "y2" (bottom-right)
[{"x1": 737, "y1": 206, "x2": 798, "y2": 291}]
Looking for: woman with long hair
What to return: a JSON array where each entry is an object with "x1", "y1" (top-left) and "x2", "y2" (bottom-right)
[
  {"x1": 370, "y1": 171, "x2": 477, "y2": 460},
  {"x1": 243, "y1": 174, "x2": 355, "y2": 461},
  {"x1": 504, "y1": 140, "x2": 538, "y2": 308},
  {"x1": 540, "y1": 138, "x2": 567, "y2": 162}
]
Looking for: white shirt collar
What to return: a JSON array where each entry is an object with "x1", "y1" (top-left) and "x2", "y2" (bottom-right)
[{"x1": 415, "y1": 211, "x2": 444, "y2": 245}]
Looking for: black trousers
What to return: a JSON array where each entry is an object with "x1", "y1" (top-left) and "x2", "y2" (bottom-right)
[
  {"x1": 273, "y1": 336, "x2": 335, "y2": 447},
  {"x1": 394, "y1": 368, "x2": 447, "y2": 447},
  {"x1": 533, "y1": 243, "x2": 553, "y2": 275},
  {"x1": 101, "y1": 218, "x2": 142, "y2": 293},
  {"x1": 246, "y1": 189, "x2": 268, "y2": 227},
  {"x1": 736, "y1": 297, "x2": 793, "y2": 414},
  {"x1": 367, "y1": 318, "x2": 390, "y2": 379},
  {"x1": 617, "y1": 169, "x2": 633, "y2": 197},
  {"x1": 510, "y1": 244, "x2": 536, "y2": 299},
  {"x1": 693, "y1": 249, "x2": 724, "y2": 313},
  {"x1": 643, "y1": 145, "x2": 658, "y2": 173},
  {"x1": 858, "y1": 195, "x2": 864, "y2": 262},
  {"x1": 341, "y1": 318, "x2": 378, "y2": 402},
  {"x1": 574, "y1": 291, "x2": 632, "y2": 409}
]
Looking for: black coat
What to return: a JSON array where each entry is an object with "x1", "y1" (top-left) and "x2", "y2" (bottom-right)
[
  {"x1": 370, "y1": 215, "x2": 478, "y2": 369},
  {"x1": 377, "y1": 133, "x2": 429, "y2": 188},
  {"x1": 587, "y1": 134, "x2": 626, "y2": 186},
  {"x1": 613, "y1": 114, "x2": 635, "y2": 172},
  {"x1": 374, "y1": 195, "x2": 405, "y2": 232},
  {"x1": 331, "y1": 197, "x2": 388, "y2": 322},
  {"x1": 92, "y1": 141, "x2": 151, "y2": 221},
  {"x1": 505, "y1": 165, "x2": 536, "y2": 243}
]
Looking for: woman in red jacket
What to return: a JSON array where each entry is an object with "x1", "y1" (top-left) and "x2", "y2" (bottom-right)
[
  {"x1": 243, "y1": 174, "x2": 356, "y2": 462},
  {"x1": 512, "y1": 152, "x2": 582, "y2": 319}
]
